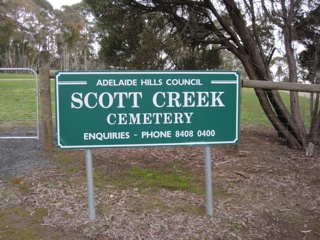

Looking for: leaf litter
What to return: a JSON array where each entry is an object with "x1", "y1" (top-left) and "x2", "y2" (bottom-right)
[{"x1": 0, "y1": 126, "x2": 320, "y2": 239}]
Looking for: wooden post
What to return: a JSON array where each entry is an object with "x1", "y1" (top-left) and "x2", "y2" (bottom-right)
[
  {"x1": 232, "y1": 84, "x2": 242, "y2": 156},
  {"x1": 40, "y1": 68, "x2": 54, "y2": 150},
  {"x1": 242, "y1": 79, "x2": 320, "y2": 93}
]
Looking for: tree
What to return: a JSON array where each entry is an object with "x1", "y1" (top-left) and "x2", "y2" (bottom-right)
[
  {"x1": 0, "y1": 0, "x2": 98, "y2": 70},
  {"x1": 0, "y1": 0, "x2": 55, "y2": 69},
  {"x1": 71, "y1": 3, "x2": 99, "y2": 70},
  {"x1": 52, "y1": 3, "x2": 99, "y2": 70},
  {"x1": 84, "y1": 0, "x2": 222, "y2": 70},
  {"x1": 295, "y1": 3, "x2": 320, "y2": 80},
  {"x1": 294, "y1": 3, "x2": 320, "y2": 147},
  {"x1": 53, "y1": 6, "x2": 84, "y2": 70},
  {"x1": 0, "y1": 16, "x2": 14, "y2": 67},
  {"x1": 86, "y1": 0, "x2": 318, "y2": 150}
]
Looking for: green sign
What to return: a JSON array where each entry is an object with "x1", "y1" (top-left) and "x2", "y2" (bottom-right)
[{"x1": 55, "y1": 71, "x2": 240, "y2": 149}]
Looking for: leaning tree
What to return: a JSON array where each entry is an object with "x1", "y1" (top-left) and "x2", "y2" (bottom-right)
[{"x1": 85, "y1": 0, "x2": 319, "y2": 150}]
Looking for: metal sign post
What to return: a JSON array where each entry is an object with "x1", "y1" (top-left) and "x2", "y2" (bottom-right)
[
  {"x1": 85, "y1": 149, "x2": 96, "y2": 220},
  {"x1": 204, "y1": 146, "x2": 213, "y2": 216}
]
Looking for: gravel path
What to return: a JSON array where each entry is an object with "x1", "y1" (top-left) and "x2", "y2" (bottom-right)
[{"x1": 0, "y1": 137, "x2": 52, "y2": 178}]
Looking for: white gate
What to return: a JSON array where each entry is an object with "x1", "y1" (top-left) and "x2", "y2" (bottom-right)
[{"x1": 0, "y1": 68, "x2": 39, "y2": 139}]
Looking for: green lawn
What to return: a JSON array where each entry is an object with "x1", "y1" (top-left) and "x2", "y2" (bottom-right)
[
  {"x1": 0, "y1": 75, "x2": 38, "y2": 127},
  {"x1": 241, "y1": 88, "x2": 313, "y2": 127},
  {"x1": 0, "y1": 72, "x2": 36, "y2": 80},
  {"x1": 240, "y1": 88, "x2": 271, "y2": 126}
]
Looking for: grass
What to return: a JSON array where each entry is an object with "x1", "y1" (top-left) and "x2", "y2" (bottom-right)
[
  {"x1": 52, "y1": 149, "x2": 205, "y2": 195},
  {"x1": 280, "y1": 90, "x2": 314, "y2": 127},
  {"x1": 0, "y1": 207, "x2": 47, "y2": 239},
  {"x1": 125, "y1": 166, "x2": 192, "y2": 191},
  {"x1": 102, "y1": 164, "x2": 201, "y2": 193},
  {"x1": 0, "y1": 73, "x2": 38, "y2": 127},
  {"x1": 240, "y1": 88, "x2": 271, "y2": 126},
  {"x1": 240, "y1": 88, "x2": 313, "y2": 127},
  {"x1": 0, "y1": 72, "x2": 36, "y2": 80}
]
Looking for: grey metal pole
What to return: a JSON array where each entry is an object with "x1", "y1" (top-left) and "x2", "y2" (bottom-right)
[
  {"x1": 86, "y1": 149, "x2": 96, "y2": 220},
  {"x1": 205, "y1": 146, "x2": 213, "y2": 216}
]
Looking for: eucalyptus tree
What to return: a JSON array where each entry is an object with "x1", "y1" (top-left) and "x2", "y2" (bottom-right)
[
  {"x1": 0, "y1": 0, "x2": 27, "y2": 68},
  {"x1": 86, "y1": 0, "x2": 319, "y2": 150},
  {"x1": 53, "y1": 3, "x2": 99, "y2": 70},
  {"x1": 30, "y1": 0, "x2": 56, "y2": 69},
  {"x1": 0, "y1": 11, "x2": 14, "y2": 67},
  {"x1": 53, "y1": 6, "x2": 83, "y2": 70},
  {"x1": 71, "y1": 2, "x2": 100, "y2": 70},
  {"x1": 0, "y1": 0, "x2": 55, "y2": 68}
]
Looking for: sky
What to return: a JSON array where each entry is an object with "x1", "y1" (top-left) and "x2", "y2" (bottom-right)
[{"x1": 47, "y1": 0, "x2": 81, "y2": 9}]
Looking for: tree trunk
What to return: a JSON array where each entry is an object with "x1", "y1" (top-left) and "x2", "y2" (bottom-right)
[
  {"x1": 84, "y1": 48, "x2": 87, "y2": 70},
  {"x1": 224, "y1": 0, "x2": 305, "y2": 149},
  {"x1": 308, "y1": 45, "x2": 320, "y2": 145},
  {"x1": 6, "y1": 47, "x2": 12, "y2": 68},
  {"x1": 281, "y1": 1, "x2": 307, "y2": 147},
  {"x1": 224, "y1": 0, "x2": 306, "y2": 149},
  {"x1": 256, "y1": 89, "x2": 304, "y2": 148}
]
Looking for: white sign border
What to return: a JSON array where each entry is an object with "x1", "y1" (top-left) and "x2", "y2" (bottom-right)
[{"x1": 55, "y1": 71, "x2": 240, "y2": 149}]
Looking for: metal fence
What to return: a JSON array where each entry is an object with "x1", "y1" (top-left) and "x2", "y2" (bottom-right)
[{"x1": 0, "y1": 68, "x2": 39, "y2": 139}]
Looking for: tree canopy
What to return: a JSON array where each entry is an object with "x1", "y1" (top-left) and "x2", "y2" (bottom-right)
[
  {"x1": 0, "y1": 0, "x2": 99, "y2": 70},
  {"x1": 85, "y1": 0, "x2": 223, "y2": 70}
]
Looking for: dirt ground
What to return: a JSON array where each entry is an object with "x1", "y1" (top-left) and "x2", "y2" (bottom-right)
[{"x1": 0, "y1": 126, "x2": 319, "y2": 239}]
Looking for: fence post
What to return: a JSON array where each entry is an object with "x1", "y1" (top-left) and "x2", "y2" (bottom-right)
[{"x1": 40, "y1": 68, "x2": 54, "y2": 150}]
